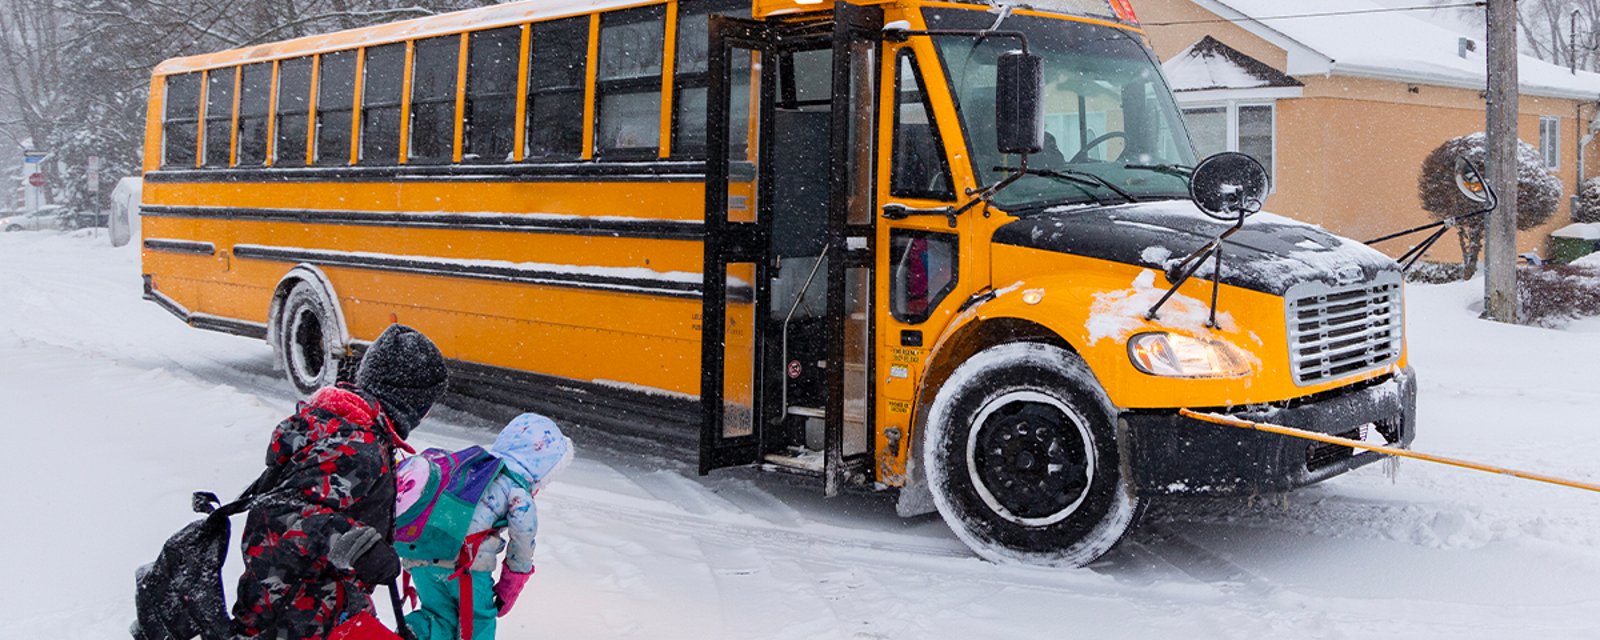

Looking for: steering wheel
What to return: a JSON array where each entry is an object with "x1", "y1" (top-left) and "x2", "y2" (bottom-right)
[{"x1": 1068, "y1": 131, "x2": 1126, "y2": 164}]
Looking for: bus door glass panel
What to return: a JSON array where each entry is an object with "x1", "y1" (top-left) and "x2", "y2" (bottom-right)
[
  {"x1": 724, "y1": 49, "x2": 758, "y2": 223},
  {"x1": 723, "y1": 262, "x2": 759, "y2": 438},
  {"x1": 837, "y1": 39, "x2": 878, "y2": 459},
  {"x1": 701, "y1": 19, "x2": 770, "y2": 473}
]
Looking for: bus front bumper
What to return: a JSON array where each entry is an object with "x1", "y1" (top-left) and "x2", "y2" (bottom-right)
[{"x1": 1120, "y1": 367, "x2": 1416, "y2": 497}]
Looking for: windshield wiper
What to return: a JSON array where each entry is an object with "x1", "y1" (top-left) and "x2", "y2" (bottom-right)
[
  {"x1": 995, "y1": 166, "x2": 1139, "y2": 203},
  {"x1": 1124, "y1": 163, "x2": 1194, "y2": 179}
]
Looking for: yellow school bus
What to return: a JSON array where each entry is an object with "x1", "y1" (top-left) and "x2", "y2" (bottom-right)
[{"x1": 141, "y1": 0, "x2": 1414, "y2": 565}]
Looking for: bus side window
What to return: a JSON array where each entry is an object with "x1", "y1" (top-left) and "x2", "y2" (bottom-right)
[
  {"x1": 890, "y1": 51, "x2": 954, "y2": 200},
  {"x1": 464, "y1": 26, "x2": 521, "y2": 163},
  {"x1": 361, "y1": 43, "x2": 406, "y2": 165},
  {"x1": 236, "y1": 63, "x2": 272, "y2": 166},
  {"x1": 203, "y1": 67, "x2": 236, "y2": 167},
  {"x1": 315, "y1": 50, "x2": 357, "y2": 166},
  {"x1": 275, "y1": 58, "x2": 313, "y2": 166},
  {"x1": 889, "y1": 230, "x2": 958, "y2": 324},
  {"x1": 527, "y1": 16, "x2": 588, "y2": 161},
  {"x1": 670, "y1": 0, "x2": 750, "y2": 159},
  {"x1": 161, "y1": 73, "x2": 202, "y2": 169},
  {"x1": 596, "y1": 5, "x2": 665, "y2": 159},
  {"x1": 410, "y1": 35, "x2": 461, "y2": 165}
]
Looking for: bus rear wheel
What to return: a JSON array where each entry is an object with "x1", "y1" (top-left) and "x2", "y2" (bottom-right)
[
  {"x1": 275, "y1": 281, "x2": 346, "y2": 396},
  {"x1": 924, "y1": 342, "x2": 1138, "y2": 567}
]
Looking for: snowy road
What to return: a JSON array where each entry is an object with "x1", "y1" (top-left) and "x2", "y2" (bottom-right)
[{"x1": 3, "y1": 231, "x2": 1598, "y2": 639}]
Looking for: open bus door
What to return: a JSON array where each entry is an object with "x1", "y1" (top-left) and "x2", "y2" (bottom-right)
[{"x1": 700, "y1": 4, "x2": 882, "y2": 496}]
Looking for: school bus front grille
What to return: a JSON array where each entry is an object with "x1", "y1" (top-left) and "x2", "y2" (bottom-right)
[{"x1": 1285, "y1": 272, "x2": 1403, "y2": 386}]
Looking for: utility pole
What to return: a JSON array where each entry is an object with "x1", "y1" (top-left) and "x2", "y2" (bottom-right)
[{"x1": 1484, "y1": 0, "x2": 1520, "y2": 324}]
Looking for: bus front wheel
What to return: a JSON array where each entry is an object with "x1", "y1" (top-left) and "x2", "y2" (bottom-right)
[
  {"x1": 923, "y1": 342, "x2": 1138, "y2": 567},
  {"x1": 275, "y1": 281, "x2": 346, "y2": 396}
]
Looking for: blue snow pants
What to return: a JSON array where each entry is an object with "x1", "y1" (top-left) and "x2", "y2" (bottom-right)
[{"x1": 404, "y1": 566, "x2": 498, "y2": 640}]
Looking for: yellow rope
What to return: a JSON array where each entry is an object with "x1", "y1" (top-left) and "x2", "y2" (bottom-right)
[{"x1": 1176, "y1": 408, "x2": 1600, "y2": 495}]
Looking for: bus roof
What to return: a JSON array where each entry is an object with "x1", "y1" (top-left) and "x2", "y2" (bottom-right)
[{"x1": 151, "y1": 0, "x2": 1136, "y2": 76}]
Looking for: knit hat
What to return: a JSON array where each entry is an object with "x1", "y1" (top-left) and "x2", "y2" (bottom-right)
[
  {"x1": 491, "y1": 413, "x2": 574, "y2": 491},
  {"x1": 355, "y1": 325, "x2": 448, "y2": 439}
]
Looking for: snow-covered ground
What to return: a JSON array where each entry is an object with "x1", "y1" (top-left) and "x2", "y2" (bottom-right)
[{"x1": 3, "y1": 231, "x2": 1598, "y2": 639}]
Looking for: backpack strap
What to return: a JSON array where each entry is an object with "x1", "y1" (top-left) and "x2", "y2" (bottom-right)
[{"x1": 447, "y1": 529, "x2": 500, "y2": 640}]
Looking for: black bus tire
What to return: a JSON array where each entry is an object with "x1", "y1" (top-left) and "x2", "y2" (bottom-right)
[
  {"x1": 923, "y1": 342, "x2": 1138, "y2": 567},
  {"x1": 275, "y1": 281, "x2": 346, "y2": 396}
]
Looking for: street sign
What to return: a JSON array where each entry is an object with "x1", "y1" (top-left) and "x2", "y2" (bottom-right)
[
  {"x1": 87, "y1": 156, "x2": 101, "y2": 194},
  {"x1": 28, "y1": 173, "x2": 45, "y2": 188}
]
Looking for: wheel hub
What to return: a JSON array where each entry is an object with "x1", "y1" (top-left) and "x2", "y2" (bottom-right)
[{"x1": 968, "y1": 393, "x2": 1094, "y2": 526}]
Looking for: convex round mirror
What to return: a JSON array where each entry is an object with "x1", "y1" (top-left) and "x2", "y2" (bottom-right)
[
  {"x1": 1454, "y1": 156, "x2": 1490, "y2": 204},
  {"x1": 1189, "y1": 151, "x2": 1270, "y2": 222}
]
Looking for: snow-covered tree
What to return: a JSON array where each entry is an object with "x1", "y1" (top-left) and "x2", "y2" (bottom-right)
[
  {"x1": 1578, "y1": 177, "x2": 1600, "y2": 224},
  {"x1": 1418, "y1": 132, "x2": 1564, "y2": 278},
  {"x1": 0, "y1": 0, "x2": 504, "y2": 214}
]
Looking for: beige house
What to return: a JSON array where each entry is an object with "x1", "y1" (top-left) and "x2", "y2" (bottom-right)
[{"x1": 1137, "y1": 0, "x2": 1600, "y2": 262}]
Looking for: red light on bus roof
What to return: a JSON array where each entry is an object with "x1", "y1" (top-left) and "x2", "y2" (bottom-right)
[{"x1": 1110, "y1": 0, "x2": 1139, "y2": 23}]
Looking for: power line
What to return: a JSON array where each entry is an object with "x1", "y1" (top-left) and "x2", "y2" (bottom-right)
[{"x1": 1143, "y1": 2, "x2": 1487, "y2": 28}]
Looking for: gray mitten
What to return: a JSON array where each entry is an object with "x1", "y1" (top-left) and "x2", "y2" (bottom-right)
[{"x1": 328, "y1": 526, "x2": 382, "y2": 572}]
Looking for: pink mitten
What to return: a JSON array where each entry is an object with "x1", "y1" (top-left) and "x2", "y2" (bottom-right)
[{"x1": 492, "y1": 566, "x2": 534, "y2": 617}]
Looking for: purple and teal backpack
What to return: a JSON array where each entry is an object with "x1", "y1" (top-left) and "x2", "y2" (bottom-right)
[{"x1": 393, "y1": 446, "x2": 522, "y2": 562}]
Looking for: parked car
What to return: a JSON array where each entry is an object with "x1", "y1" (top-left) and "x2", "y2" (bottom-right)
[
  {"x1": 0, "y1": 205, "x2": 70, "y2": 232},
  {"x1": 109, "y1": 177, "x2": 143, "y2": 247}
]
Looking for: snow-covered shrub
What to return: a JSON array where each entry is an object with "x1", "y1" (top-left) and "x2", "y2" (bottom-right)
[
  {"x1": 1577, "y1": 177, "x2": 1600, "y2": 224},
  {"x1": 1518, "y1": 264, "x2": 1600, "y2": 328},
  {"x1": 1418, "y1": 133, "x2": 1564, "y2": 277}
]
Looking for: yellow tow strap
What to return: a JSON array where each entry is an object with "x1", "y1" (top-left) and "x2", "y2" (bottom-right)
[{"x1": 1177, "y1": 408, "x2": 1600, "y2": 495}]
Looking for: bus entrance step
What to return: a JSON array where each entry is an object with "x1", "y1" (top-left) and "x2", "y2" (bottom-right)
[{"x1": 763, "y1": 448, "x2": 825, "y2": 474}]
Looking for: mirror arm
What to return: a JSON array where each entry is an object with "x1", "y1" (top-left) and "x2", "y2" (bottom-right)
[
  {"x1": 882, "y1": 28, "x2": 1030, "y2": 55},
  {"x1": 1145, "y1": 218, "x2": 1246, "y2": 321}
]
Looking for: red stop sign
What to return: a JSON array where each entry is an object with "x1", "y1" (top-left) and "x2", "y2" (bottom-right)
[{"x1": 27, "y1": 173, "x2": 45, "y2": 187}]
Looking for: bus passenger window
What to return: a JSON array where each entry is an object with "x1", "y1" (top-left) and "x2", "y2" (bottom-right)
[
  {"x1": 236, "y1": 63, "x2": 272, "y2": 166},
  {"x1": 464, "y1": 27, "x2": 521, "y2": 163},
  {"x1": 670, "y1": 0, "x2": 749, "y2": 159},
  {"x1": 203, "y1": 68, "x2": 236, "y2": 167},
  {"x1": 889, "y1": 231, "x2": 958, "y2": 323},
  {"x1": 527, "y1": 17, "x2": 588, "y2": 160},
  {"x1": 410, "y1": 36, "x2": 461, "y2": 164},
  {"x1": 361, "y1": 43, "x2": 405, "y2": 165},
  {"x1": 161, "y1": 73, "x2": 202, "y2": 169},
  {"x1": 275, "y1": 58, "x2": 313, "y2": 166},
  {"x1": 596, "y1": 6, "x2": 665, "y2": 158},
  {"x1": 315, "y1": 50, "x2": 357, "y2": 166},
  {"x1": 890, "y1": 52, "x2": 954, "y2": 200}
]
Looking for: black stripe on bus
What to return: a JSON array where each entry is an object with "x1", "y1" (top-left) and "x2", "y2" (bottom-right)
[
  {"x1": 142, "y1": 276, "x2": 268, "y2": 340},
  {"x1": 231, "y1": 244, "x2": 720, "y2": 300},
  {"x1": 141, "y1": 205, "x2": 706, "y2": 241},
  {"x1": 142, "y1": 160, "x2": 710, "y2": 184},
  {"x1": 143, "y1": 238, "x2": 218, "y2": 255}
]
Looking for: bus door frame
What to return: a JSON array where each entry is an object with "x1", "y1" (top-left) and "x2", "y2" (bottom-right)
[{"x1": 700, "y1": 4, "x2": 884, "y2": 495}]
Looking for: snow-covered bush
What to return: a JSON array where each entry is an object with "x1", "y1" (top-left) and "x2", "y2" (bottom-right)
[
  {"x1": 1418, "y1": 133, "x2": 1564, "y2": 277},
  {"x1": 1577, "y1": 177, "x2": 1600, "y2": 224},
  {"x1": 1519, "y1": 264, "x2": 1600, "y2": 327}
]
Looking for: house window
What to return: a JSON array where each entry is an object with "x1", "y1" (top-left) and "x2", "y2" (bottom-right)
[
  {"x1": 1180, "y1": 102, "x2": 1274, "y2": 180},
  {"x1": 1540, "y1": 116, "x2": 1560, "y2": 169}
]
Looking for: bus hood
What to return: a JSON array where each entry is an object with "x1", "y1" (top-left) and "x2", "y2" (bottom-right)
[{"x1": 992, "y1": 200, "x2": 1400, "y2": 296}]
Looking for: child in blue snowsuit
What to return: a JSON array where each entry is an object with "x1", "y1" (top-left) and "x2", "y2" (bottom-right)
[{"x1": 403, "y1": 413, "x2": 573, "y2": 640}]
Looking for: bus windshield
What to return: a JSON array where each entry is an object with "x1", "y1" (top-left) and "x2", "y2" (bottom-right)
[{"x1": 925, "y1": 8, "x2": 1197, "y2": 210}]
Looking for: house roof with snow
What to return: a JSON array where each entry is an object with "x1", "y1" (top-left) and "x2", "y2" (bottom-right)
[
  {"x1": 1162, "y1": 35, "x2": 1303, "y2": 92},
  {"x1": 1188, "y1": 0, "x2": 1600, "y2": 100}
]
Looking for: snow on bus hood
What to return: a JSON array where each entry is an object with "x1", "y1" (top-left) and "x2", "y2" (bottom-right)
[{"x1": 991, "y1": 199, "x2": 1399, "y2": 296}]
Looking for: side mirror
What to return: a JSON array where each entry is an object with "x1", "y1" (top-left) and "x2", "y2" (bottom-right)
[
  {"x1": 1454, "y1": 156, "x2": 1489, "y2": 204},
  {"x1": 995, "y1": 51, "x2": 1043, "y2": 155},
  {"x1": 1189, "y1": 152, "x2": 1269, "y2": 222}
]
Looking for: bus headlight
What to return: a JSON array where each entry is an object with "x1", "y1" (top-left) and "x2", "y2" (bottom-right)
[{"x1": 1128, "y1": 332, "x2": 1250, "y2": 378}]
